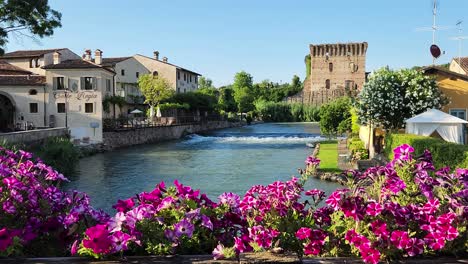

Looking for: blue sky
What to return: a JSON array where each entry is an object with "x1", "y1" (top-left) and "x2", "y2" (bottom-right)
[{"x1": 5, "y1": 0, "x2": 468, "y2": 86}]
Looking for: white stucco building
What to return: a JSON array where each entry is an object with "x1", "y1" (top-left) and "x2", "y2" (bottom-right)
[{"x1": 0, "y1": 48, "x2": 202, "y2": 143}]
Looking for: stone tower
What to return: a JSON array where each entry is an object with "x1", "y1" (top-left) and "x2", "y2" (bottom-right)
[
  {"x1": 309, "y1": 42, "x2": 367, "y2": 91},
  {"x1": 287, "y1": 42, "x2": 368, "y2": 105}
]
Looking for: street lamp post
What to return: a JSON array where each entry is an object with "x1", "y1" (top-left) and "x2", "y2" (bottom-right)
[{"x1": 64, "y1": 89, "x2": 69, "y2": 128}]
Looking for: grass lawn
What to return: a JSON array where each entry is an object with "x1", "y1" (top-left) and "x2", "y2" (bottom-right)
[{"x1": 316, "y1": 140, "x2": 340, "y2": 173}]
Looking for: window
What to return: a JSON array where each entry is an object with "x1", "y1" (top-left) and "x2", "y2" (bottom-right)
[
  {"x1": 57, "y1": 103, "x2": 66, "y2": 113},
  {"x1": 29, "y1": 59, "x2": 34, "y2": 68},
  {"x1": 106, "y1": 79, "x2": 111, "y2": 92},
  {"x1": 54, "y1": 77, "x2": 65, "y2": 90},
  {"x1": 345, "y1": 80, "x2": 354, "y2": 90},
  {"x1": 450, "y1": 109, "x2": 466, "y2": 120},
  {"x1": 184, "y1": 88, "x2": 186, "y2": 93},
  {"x1": 29, "y1": 103, "x2": 38, "y2": 113},
  {"x1": 184, "y1": 73, "x2": 186, "y2": 81},
  {"x1": 325, "y1": 79, "x2": 331, "y2": 89},
  {"x1": 85, "y1": 103, "x2": 94, "y2": 113},
  {"x1": 177, "y1": 88, "x2": 180, "y2": 93},
  {"x1": 29, "y1": 89, "x2": 38, "y2": 95},
  {"x1": 195, "y1": 76, "x2": 198, "y2": 84},
  {"x1": 121, "y1": 69, "x2": 125, "y2": 76},
  {"x1": 83, "y1": 77, "x2": 94, "y2": 90},
  {"x1": 329, "y1": 62, "x2": 333, "y2": 72},
  {"x1": 177, "y1": 71, "x2": 180, "y2": 80},
  {"x1": 136, "y1": 72, "x2": 139, "y2": 78},
  {"x1": 35, "y1": 58, "x2": 40, "y2": 67},
  {"x1": 190, "y1": 75, "x2": 192, "y2": 82}
]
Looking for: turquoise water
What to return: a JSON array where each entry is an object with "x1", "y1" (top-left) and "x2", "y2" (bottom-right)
[{"x1": 65, "y1": 123, "x2": 340, "y2": 212}]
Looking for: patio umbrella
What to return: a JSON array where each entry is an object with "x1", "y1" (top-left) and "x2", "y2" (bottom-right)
[
  {"x1": 130, "y1": 109, "x2": 143, "y2": 114},
  {"x1": 156, "y1": 106, "x2": 162, "y2": 118}
]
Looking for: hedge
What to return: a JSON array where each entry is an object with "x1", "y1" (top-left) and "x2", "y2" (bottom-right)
[{"x1": 384, "y1": 134, "x2": 468, "y2": 169}]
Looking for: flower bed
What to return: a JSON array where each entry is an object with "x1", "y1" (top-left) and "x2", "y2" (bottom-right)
[{"x1": 0, "y1": 144, "x2": 467, "y2": 263}]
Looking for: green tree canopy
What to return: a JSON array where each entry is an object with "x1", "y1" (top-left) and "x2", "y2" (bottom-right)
[
  {"x1": 319, "y1": 97, "x2": 352, "y2": 137},
  {"x1": 138, "y1": 74, "x2": 174, "y2": 108},
  {"x1": 232, "y1": 71, "x2": 254, "y2": 113},
  {"x1": 218, "y1": 87, "x2": 237, "y2": 112},
  {"x1": 0, "y1": 0, "x2": 62, "y2": 54},
  {"x1": 198, "y1": 76, "x2": 214, "y2": 90},
  {"x1": 355, "y1": 67, "x2": 447, "y2": 130}
]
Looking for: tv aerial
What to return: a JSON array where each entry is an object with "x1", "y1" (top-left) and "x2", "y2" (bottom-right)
[
  {"x1": 450, "y1": 20, "x2": 468, "y2": 65},
  {"x1": 415, "y1": 0, "x2": 452, "y2": 64}
]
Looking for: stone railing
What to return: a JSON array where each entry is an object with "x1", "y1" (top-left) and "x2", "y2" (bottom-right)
[{"x1": 0, "y1": 127, "x2": 68, "y2": 144}]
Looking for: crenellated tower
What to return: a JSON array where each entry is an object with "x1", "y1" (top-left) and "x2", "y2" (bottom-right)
[{"x1": 308, "y1": 42, "x2": 367, "y2": 92}]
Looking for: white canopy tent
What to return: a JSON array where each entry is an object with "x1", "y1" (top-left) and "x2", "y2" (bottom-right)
[{"x1": 405, "y1": 109, "x2": 468, "y2": 144}]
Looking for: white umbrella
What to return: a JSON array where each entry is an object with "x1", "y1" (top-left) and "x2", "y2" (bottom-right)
[
  {"x1": 130, "y1": 109, "x2": 143, "y2": 114},
  {"x1": 156, "y1": 106, "x2": 162, "y2": 118}
]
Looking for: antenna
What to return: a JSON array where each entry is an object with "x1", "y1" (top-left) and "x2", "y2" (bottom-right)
[
  {"x1": 415, "y1": 0, "x2": 452, "y2": 63},
  {"x1": 450, "y1": 20, "x2": 468, "y2": 65}
]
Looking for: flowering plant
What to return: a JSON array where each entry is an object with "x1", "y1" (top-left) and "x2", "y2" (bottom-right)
[
  {"x1": 76, "y1": 180, "x2": 245, "y2": 259},
  {"x1": 319, "y1": 144, "x2": 467, "y2": 263},
  {"x1": 0, "y1": 148, "x2": 106, "y2": 256}
]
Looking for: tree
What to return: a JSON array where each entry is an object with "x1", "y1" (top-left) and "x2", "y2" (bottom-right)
[
  {"x1": 355, "y1": 67, "x2": 447, "y2": 130},
  {"x1": 232, "y1": 71, "x2": 254, "y2": 114},
  {"x1": 0, "y1": 0, "x2": 62, "y2": 54},
  {"x1": 218, "y1": 87, "x2": 237, "y2": 112},
  {"x1": 232, "y1": 71, "x2": 253, "y2": 91},
  {"x1": 319, "y1": 97, "x2": 352, "y2": 137},
  {"x1": 138, "y1": 74, "x2": 174, "y2": 117},
  {"x1": 234, "y1": 86, "x2": 255, "y2": 114},
  {"x1": 198, "y1": 77, "x2": 214, "y2": 90}
]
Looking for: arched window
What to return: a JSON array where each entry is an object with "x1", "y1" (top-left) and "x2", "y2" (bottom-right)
[
  {"x1": 152, "y1": 71, "x2": 158, "y2": 76},
  {"x1": 329, "y1": 62, "x2": 333, "y2": 72},
  {"x1": 325, "y1": 79, "x2": 330, "y2": 89},
  {"x1": 28, "y1": 89, "x2": 38, "y2": 95}
]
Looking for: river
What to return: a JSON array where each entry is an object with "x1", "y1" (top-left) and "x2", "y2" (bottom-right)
[{"x1": 65, "y1": 123, "x2": 340, "y2": 212}]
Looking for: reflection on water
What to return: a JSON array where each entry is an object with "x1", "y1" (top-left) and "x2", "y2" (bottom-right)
[{"x1": 65, "y1": 123, "x2": 340, "y2": 212}]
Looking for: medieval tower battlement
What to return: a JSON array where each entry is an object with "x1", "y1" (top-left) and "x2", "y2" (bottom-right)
[
  {"x1": 287, "y1": 42, "x2": 368, "y2": 105},
  {"x1": 309, "y1": 42, "x2": 367, "y2": 91}
]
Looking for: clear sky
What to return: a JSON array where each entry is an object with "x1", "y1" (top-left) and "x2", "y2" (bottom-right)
[{"x1": 4, "y1": 0, "x2": 468, "y2": 86}]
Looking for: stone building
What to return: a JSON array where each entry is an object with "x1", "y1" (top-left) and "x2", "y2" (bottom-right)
[{"x1": 287, "y1": 42, "x2": 368, "y2": 105}]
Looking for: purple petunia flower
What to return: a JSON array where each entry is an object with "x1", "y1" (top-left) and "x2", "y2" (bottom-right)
[{"x1": 174, "y1": 218, "x2": 194, "y2": 238}]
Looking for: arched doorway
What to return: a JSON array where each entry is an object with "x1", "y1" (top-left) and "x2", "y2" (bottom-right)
[{"x1": 0, "y1": 93, "x2": 15, "y2": 132}]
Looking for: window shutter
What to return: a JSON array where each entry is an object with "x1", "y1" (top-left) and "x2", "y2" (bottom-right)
[
  {"x1": 80, "y1": 77, "x2": 84, "y2": 90},
  {"x1": 52, "y1": 77, "x2": 57, "y2": 90},
  {"x1": 64, "y1": 77, "x2": 69, "y2": 89},
  {"x1": 92, "y1": 77, "x2": 97, "y2": 90}
]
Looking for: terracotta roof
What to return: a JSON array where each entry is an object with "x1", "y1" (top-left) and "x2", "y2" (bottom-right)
[
  {"x1": 452, "y1": 57, "x2": 468, "y2": 74},
  {"x1": 0, "y1": 75, "x2": 46, "y2": 86},
  {"x1": 135, "y1": 54, "x2": 201, "y2": 76},
  {"x1": 2, "y1": 48, "x2": 66, "y2": 59},
  {"x1": 97, "y1": 57, "x2": 132, "y2": 67},
  {"x1": 42, "y1": 59, "x2": 115, "y2": 73},
  {"x1": 423, "y1": 66, "x2": 468, "y2": 82},
  {"x1": 0, "y1": 60, "x2": 32, "y2": 75}
]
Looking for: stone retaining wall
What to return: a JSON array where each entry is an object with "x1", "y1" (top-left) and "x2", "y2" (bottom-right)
[
  {"x1": 0, "y1": 127, "x2": 68, "y2": 144},
  {"x1": 103, "y1": 121, "x2": 243, "y2": 150}
]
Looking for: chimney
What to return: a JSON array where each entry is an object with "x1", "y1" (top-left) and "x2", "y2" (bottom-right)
[
  {"x1": 162, "y1": 57, "x2": 168, "y2": 63},
  {"x1": 153, "y1": 51, "x2": 159, "y2": 60},
  {"x1": 53, "y1": 51, "x2": 61, "y2": 65},
  {"x1": 95, "y1": 49, "x2": 103, "y2": 64},
  {"x1": 83, "y1": 49, "x2": 92, "y2": 61}
]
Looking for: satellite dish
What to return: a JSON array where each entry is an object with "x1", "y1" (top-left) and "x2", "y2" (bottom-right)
[{"x1": 430, "y1": 44, "x2": 441, "y2": 58}]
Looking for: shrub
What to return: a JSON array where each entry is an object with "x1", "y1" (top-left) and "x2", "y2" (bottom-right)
[
  {"x1": 319, "y1": 97, "x2": 352, "y2": 137},
  {"x1": 0, "y1": 148, "x2": 107, "y2": 257},
  {"x1": 348, "y1": 138, "x2": 368, "y2": 161},
  {"x1": 384, "y1": 134, "x2": 468, "y2": 169},
  {"x1": 254, "y1": 101, "x2": 320, "y2": 122},
  {"x1": 158, "y1": 103, "x2": 190, "y2": 111},
  {"x1": 33, "y1": 137, "x2": 80, "y2": 176}
]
